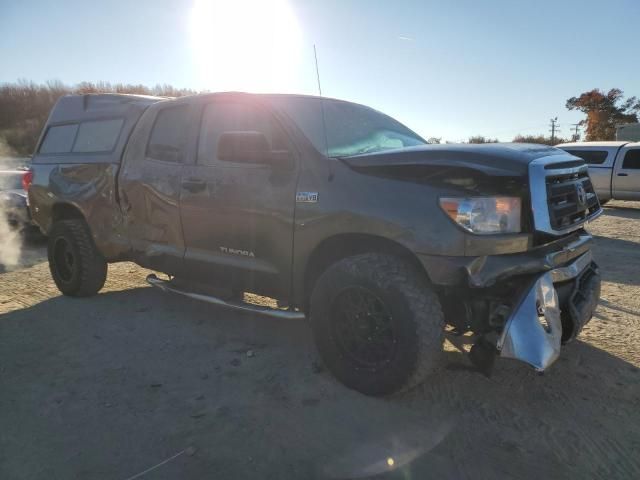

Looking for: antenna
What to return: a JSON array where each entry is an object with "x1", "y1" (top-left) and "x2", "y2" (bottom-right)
[
  {"x1": 313, "y1": 45, "x2": 323, "y2": 97},
  {"x1": 313, "y1": 44, "x2": 333, "y2": 179}
]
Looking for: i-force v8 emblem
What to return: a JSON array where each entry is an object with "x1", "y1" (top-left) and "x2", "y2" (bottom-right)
[{"x1": 296, "y1": 192, "x2": 319, "y2": 203}]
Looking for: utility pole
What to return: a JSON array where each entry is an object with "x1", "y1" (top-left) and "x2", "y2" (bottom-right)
[
  {"x1": 570, "y1": 123, "x2": 581, "y2": 142},
  {"x1": 549, "y1": 117, "x2": 560, "y2": 144}
]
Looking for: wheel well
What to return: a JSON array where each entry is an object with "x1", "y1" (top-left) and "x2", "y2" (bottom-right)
[
  {"x1": 51, "y1": 203, "x2": 85, "y2": 224},
  {"x1": 303, "y1": 234, "x2": 429, "y2": 305}
]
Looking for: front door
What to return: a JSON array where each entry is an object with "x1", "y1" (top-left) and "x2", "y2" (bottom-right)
[
  {"x1": 612, "y1": 147, "x2": 640, "y2": 200},
  {"x1": 179, "y1": 98, "x2": 298, "y2": 299}
]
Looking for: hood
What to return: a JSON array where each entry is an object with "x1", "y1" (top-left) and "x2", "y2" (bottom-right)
[{"x1": 340, "y1": 143, "x2": 571, "y2": 177}]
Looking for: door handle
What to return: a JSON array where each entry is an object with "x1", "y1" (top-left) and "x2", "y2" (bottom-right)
[
  {"x1": 617, "y1": 173, "x2": 629, "y2": 177},
  {"x1": 181, "y1": 178, "x2": 206, "y2": 193}
]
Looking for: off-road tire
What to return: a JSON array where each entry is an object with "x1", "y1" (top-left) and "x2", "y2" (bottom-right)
[
  {"x1": 48, "y1": 219, "x2": 107, "y2": 297},
  {"x1": 310, "y1": 253, "x2": 445, "y2": 396}
]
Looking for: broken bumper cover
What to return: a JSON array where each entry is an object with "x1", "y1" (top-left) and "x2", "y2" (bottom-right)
[
  {"x1": 419, "y1": 233, "x2": 593, "y2": 288},
  {"x1": 497, "y1": 251, "x2": 600, "y2": 371}
]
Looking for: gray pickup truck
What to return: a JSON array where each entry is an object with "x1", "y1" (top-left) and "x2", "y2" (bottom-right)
[
  {"x1": 28, "y1": 93, "x2": 602, "y2": 395},
  {"x1": 557, "y1": 141, "x2": 640, "y2": 203}
]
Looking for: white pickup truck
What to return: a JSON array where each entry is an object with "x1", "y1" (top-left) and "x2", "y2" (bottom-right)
[{"x1": 557, "y1": 141, "x2": 640, "y2": 203}]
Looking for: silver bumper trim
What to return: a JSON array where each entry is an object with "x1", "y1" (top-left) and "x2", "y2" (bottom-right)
[
  {"x1": 550, "y1": 251, "x2": 593, "y2": 283},
  {"x1": 497, "y1": 251, "x2": 592, "y2": 371}
]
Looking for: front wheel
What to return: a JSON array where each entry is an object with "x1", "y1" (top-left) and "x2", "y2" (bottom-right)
[
  {"x1": 309, "y1": 253, "x2": 445, "y2": 396},
  {"x1": 48, "y1": 219, "x2": 107, "y2": 297}
]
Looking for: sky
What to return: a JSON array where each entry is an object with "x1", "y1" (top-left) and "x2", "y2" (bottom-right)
[{"x1": 1, "y1": 0, "x2": 638, "y2": 142}]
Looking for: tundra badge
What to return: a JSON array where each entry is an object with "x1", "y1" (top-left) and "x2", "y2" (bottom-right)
[{"x1": 220, "y1": 246, "x2": 255, "y2": 258}]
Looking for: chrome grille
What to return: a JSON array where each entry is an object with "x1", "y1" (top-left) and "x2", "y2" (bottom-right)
[
  {"x1": 546, "y1": 170, "x2": 599, "y2": 230},
  {"x1": 529, "y1": 155, "x2": 602, "y2": 235}
]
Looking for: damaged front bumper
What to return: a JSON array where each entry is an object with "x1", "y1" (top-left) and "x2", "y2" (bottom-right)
[
  {"x1": 422, "y1": 233, "x2": 601, "y2": 373},
  {"x1": 420, "y1": 232, "x2": 594, "y2": 288},
  {"x1": 497, "y1": 252, "x2": 600, "y2": 371}
]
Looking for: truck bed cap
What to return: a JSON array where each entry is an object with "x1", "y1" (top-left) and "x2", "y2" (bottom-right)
[{"x1": 46, "y1": 94, "x2": 164, "y2": 124}]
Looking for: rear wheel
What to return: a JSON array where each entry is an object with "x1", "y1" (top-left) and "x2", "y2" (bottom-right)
[
  {"x1": 48, "y1": 219, "x2": 107, "y2": 297},
  {"x1": 310, "y1": 253, "x2": 444, "y2": 396}
]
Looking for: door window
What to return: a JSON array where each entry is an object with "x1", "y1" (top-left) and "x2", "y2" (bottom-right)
[
  {"x1": 622, "y1": 149, "x2": 640, "y2": 169},
  {"x1": 146, "y1": 105, "x2": 190, "y2": 163},
  {"x1": 197, "y1": 101, "x2": 287, "y2": 166}
]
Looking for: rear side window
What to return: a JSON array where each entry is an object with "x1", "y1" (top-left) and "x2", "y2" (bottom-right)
[
  {"x1": 622, "y1": 149, "x2": 640, "y2": 169},
  {"x1": 73, "y1": 118, "x2": 124, "y2": 153},
  {"x1": 39, "y1": 124, "x2": 79, "y2": 154},
  {"x1": 564, "y1": 149, "x2": 608, "y2": 165},
  {"x1": 146, "y1": 106, "x2": 190, "y2": 163},
  {"x1": 39, "y1": 118, "x2": 125, "y2": 154}
]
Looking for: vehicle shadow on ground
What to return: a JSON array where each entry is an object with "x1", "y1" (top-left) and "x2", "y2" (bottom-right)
[
  {"x1": 603, "y1": 204, "x2": 640, "y2": 220},
  {"x1": 1, "y1": 287, "x2": 639, "y2": 479},
  {"x1": 592, "y1": 235, "x2": 640, "y2": 287}
]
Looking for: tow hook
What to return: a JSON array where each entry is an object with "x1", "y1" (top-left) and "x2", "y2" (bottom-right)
[{"x1": 469, "y1": 336, "x2": 498, "y2": 377}]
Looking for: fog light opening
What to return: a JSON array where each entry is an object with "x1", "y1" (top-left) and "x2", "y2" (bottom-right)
[{"x1": 536, "y1": 301, "x2": 551, "y2": 333}]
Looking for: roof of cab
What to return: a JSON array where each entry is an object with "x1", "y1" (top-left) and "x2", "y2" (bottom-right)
[
  {"x1": 556, "y1": 141, "x2": 629, "y2": 148},
  {"x1": 160, "y1": 91, "x2": 358, "y2": 107}
]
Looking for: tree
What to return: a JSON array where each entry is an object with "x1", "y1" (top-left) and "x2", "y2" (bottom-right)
[
  {"x1": 566, "y1": 88, "x2": 640, "y2": 141},
  {"x1": 512, "y1": 134, "x2": 568, "y2": 146},
  {"x1": 467, "y1": 135, "x2": 498, "y2": 144}
]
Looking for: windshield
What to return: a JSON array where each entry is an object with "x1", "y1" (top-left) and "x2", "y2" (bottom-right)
[{"x1": 268, "y1": 96, "x2": 426, "y2": 157}]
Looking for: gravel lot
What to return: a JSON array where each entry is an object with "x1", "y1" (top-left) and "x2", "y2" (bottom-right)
[{"x1": 1, "y1": 202, "x2": 639, "y2": 479}]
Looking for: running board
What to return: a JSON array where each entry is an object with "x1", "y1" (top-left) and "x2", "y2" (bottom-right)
[{"x1": 145, "y1": 274, "x2": 306, "y2": 320}]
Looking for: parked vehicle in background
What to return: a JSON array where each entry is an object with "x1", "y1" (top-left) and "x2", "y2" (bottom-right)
[
  {"x1": 0, "y1": 167, "x2": 36, "y2": 233},
  {"x1": 616, "y1": 123, "x2": 640, "y2": 141},
  {"x1": 557, "y1": 141, "x2": 640, "y2": 203},
  {"x1": 28, "y1": 93, "x2": 602, "y2": 396}
]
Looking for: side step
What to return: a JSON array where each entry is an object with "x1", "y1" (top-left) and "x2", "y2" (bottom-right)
[{"x1": 145, "y1": 274, "x2": 306, "y2": 320}]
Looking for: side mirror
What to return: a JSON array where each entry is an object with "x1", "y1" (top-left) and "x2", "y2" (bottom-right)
[{"x1": 217, "y1": 131, "x2": 290, "y2": 168}]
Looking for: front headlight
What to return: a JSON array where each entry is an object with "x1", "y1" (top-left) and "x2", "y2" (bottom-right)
[{"x1": 439, "y1": 196, "x2": 521, "y2": 234}]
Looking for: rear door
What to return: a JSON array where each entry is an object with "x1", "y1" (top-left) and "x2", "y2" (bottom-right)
[
  {"x1": 179, "y1": 98, "x2": 298, "y2": 299},
  {"x1": 612, "y1": 145, "x2": 640, "y2": 200},
  {"x1": 119, "y1": 103, "x2": 193, "y2": 275}
]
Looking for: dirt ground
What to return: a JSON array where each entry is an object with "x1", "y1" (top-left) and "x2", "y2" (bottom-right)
[{"x1": 1, "y1": 202, "x2": 639, "y2": 480}]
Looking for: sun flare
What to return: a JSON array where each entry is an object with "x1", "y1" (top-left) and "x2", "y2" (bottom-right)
[{"x1": 190, "y1": 0, "x2": 303, "y2": 92}]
